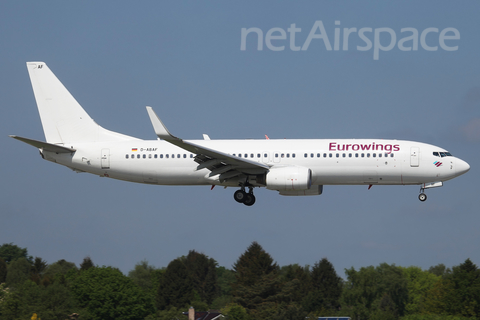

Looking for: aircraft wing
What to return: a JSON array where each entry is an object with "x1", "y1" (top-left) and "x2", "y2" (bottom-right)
[{"x1": 146, "y1": 107, "x2": 270, "y2": 179}]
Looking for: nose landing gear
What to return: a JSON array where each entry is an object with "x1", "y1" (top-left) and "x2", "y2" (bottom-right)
[
  {"x1": 418, "y1": 186, "x2": 427, "y2": 202},
  {"x1": 233, "y1": 185, "x2": 256, "y2": 206}
]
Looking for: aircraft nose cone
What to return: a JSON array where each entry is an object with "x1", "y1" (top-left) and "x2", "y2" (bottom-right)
[{"x1": 456, "y1": 158, "x2": 470, "y2": 176}]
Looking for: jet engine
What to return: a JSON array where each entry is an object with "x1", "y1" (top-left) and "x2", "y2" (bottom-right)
[{"x1": 262, "y1": 166, "x2": 312, "y2": 191}]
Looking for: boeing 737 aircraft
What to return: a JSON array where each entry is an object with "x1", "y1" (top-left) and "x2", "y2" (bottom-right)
[{"x1": 11, "y1": 62, "x2": 470, "y2": 206}]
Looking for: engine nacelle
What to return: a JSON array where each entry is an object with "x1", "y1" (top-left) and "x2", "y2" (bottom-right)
[{"x1": 265, "y1": 166, "x2": 312, "y2": 191}]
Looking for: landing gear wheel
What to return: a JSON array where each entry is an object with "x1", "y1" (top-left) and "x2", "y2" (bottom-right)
[
  {"x1": 243, "y1": 193, "x2": 256, "y2": 206},
  {"x1": 234, "y1": 190, "x2": 247, "y2": 203},
  {"x1": 418, "y1": 193, "x2": 427, "y2": 202}
]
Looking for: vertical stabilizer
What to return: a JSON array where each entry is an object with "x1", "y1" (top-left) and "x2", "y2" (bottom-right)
[{"x1": 26, "y1": 62, "x2": 136, "y2": 144}]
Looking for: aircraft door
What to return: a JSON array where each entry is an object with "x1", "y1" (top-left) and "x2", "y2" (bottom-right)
[
  {"x1": 410, "y1": 147, "x2": 419, "y2": 167},
  {"x1": 262, "y1": 151, "x2": 270, "y2": 163},
  {"x1": 273, "y1": 151, "x2": 280, "y2": 163},
  {"x1": 101, "y1": 148, "x2": 110, "y2": 169}
]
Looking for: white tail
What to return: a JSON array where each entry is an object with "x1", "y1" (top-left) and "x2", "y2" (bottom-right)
[{"x1": 26, "y1": 62, "x2": 136, "y2": 144}]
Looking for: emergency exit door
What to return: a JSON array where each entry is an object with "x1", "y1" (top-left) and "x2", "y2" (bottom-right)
[{"x1": 410, "y1": 147, "x2": 419, "y2": 167}]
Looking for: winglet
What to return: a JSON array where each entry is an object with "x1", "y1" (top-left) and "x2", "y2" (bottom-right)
[{"x1": 146, "y1": 107, "x2": 179, "y2": 141}]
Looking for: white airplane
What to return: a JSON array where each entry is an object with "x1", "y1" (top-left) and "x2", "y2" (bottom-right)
[{"x1": 11, "y1": 62, "x2": 470, "y2": 206}]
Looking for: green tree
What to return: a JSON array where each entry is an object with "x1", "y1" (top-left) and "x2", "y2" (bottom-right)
[
  {"x1": 129, "y1": 260, "x2": 157, "y2": 292},
  {"x1": 5, "y1": 257, "x2": 31, "y2": 288},
  {"x1": 444, "y1": 258, "x2": 480, "y2": 317},
  {"x1": 80, "y1": 256, "x2": 94, "y2": 271},
  {"x1": 156, "y1": 258, "x2": 193, "y2": 310},
  {"x1": 69, "y1": 266, "x2": 154, "y2": 320},
  {"x1": 232, "y1": 242, "x2": 281, "y2": 320},
  {"x1": 144, "y1": 306, "x2": 182, "y2": 320},
  {"x1": 401, "y1": 266, "x2": 440, "y2": 315},
  {"x1": 342, "y1": 263, "x2": 408, "y2": 320},
  {"x1": 0, "y1": 243, "x2": 32, "y2": 264},
  {"x1": 302, "y1": 258, "x2": 342, "y2": 313},
  {"x1": 44, "y1": 259, "x2": 77, "y2": 280},
  {"x1": 30, "y1": 257, "x2": 48, "y2": 285},
  {"x1": 428, "y1": 264, "x2": 451, "y2": 277},
  {"x1": 221, "y1": 303, "x2": 249, "y2": 320},
  {"x1": 0, "y1": 257, "x2": 7, "y2": 283},
  {"x1": 184, "y1": 250, "x2": 218, "y2": 305}
]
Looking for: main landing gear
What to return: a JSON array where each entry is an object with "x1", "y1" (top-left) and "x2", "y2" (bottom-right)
[
  {"x1": 234, "y1": 185, "x2": 256, "y2": 206},
  {"x1": 418, "y1": 187, "x2": 427, "y2": 202}
]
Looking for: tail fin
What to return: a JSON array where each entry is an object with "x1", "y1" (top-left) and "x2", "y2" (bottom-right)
[{"x1": 26, "y1": 62, "x2": 137, "y2": 144}]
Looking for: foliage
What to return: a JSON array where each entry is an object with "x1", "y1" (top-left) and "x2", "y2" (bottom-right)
[
  {"x1": 145, "y1": 306, "x2": 182, "y2": 320},
  {"x1": 156, "y1": 250, "x2": 218, "y2": 310},
  {"x1": 44, "y1": 259, "x2": 77, "y2": 280},
  {"x1": 0, "y1": 258, "x2": 7, "y2": 283},
  {"x1": 221, "y1": 303, "x2": 249, "y2": 320},
  {"x1": 0, "y1": 243, "x2": 32, "y2": 264},
  {"x1": 302, "y1": 258, "x2": 343, "y2": 313},
  {"x1": 342, "y1": 263, "x2": 409, "y2": 320},
  {"x1": 80, "y1": 256, "x2": 94, "y2": 271},
  {"x1": 2, "y1": 241, "x2": 480, "y2": 320},
  {"x1": 156, "y1": 258, "x2": 193, "y2": 310},
  {"x1": 5, "y1": 257, "x2": 31, "y2": 289},
  {"x1": 400, "y1": 266, "x2": 440, "y2": 315},
  {"x1": 0, "y1": 279, "x2": 83, "y2": 320},
  {"x1": 128, "y1": 259, "x2": 158, "y2": 293},
  {"x1": 30, "y1": 257, "x2": 49, "y2": 285},
  {"x1": 69, "y1": 266, "x2": 154, "y2": 320}
]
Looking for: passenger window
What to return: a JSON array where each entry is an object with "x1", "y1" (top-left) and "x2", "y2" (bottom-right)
[
  {"x1": 264, "y1": 153, "x2": 268, "y2": 157},
  {"x1": 154, "y1": 154, "x2": 158, "y2": 159},
  {"x1": 183, "y1": 154, "x2": 186, "y2": 158},
  {"x1": 292, "y1": 154, "x2": 296, "y2": 158},
  {"x1": 390, "y1": 153, "x2": 394, "y2": 158},
  {"x1": 310, "y1": 153, "x2": 314, "y2": 158},
  {"x1": 131, "y1": 154, "x2": 134, "y2": 159},
  {"x1": 361, "y1": 153, "x2": 365, "y2": 158},
  {"x1": 336, "y1": 153, "x2": 339, "y2": 158},
  {"x1": 323, "y1": 153, "x2": 327, "y2": 157},
  {"x1": 373, "y1": 153, "x2": 376, "y2": 158},
  {"x1": 125, "y1": 154, "x2": 129, "y2": 159},
  {"x1": 160, "y1": 154, "x2": 163, "y2": 158},
  {"x1": 190, "y1": 154, "x2": 194, "y2": 158},
  {"x1": 143, "y1": 154, "x2": 146, "y2": 159},
  {"x1": 257, "y1": 154, "x2": 261, "y2": 158},
  {"x1": 355, "y1": 153, "x2": 358, "y2": 157},
  {"x1": 349, "y1": 153, "x2": 352, "y2": 157},
  {"x1": 342, "y1": 153, "x2": 346, "y2": 158},
  {"x1": 286, "y1": 154, "x2": 290, "y2": 158},
  {"x1": 250, "y1": 154, "x2": 254, "y2": 158},
  {"x1": 166, "y1": 154, "x2": 169, "y2": 158},
  {"x1": 317, "y1": 153, "x2": 320, "y2": 158},
  {"x1": 244, "y1": 153, "x2": 248, "y2": 158},
  {"x1": 149, "y1": 154, "x2": 152, "y2": 159},
  {"x1": 304, "y1": 153, "x2": 308, "y2": 158},
  {"x1": 281, "y1": 154, "x2": 285, "y2": 158},
  {"x1": 329, "y1": 153, "x2": 332, "y2": 158}
]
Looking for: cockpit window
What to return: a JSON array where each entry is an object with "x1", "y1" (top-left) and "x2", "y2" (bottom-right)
[{"x1": 434, "y1": 151, "x2": 453, "y2": 157}]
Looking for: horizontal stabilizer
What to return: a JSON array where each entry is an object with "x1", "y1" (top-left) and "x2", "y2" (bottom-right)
[{"x1": 9, "y1": 135, "x2": 76, "y2": 153}]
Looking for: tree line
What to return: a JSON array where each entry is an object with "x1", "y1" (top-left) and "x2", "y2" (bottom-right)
[{"x1": 0, "y1": 241, "x2": 478, "y2": 320}]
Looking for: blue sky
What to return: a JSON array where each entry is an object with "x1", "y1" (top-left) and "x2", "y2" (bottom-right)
[{"x1": 1, "y1": 1, "x2": 479, "y2": 275}]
